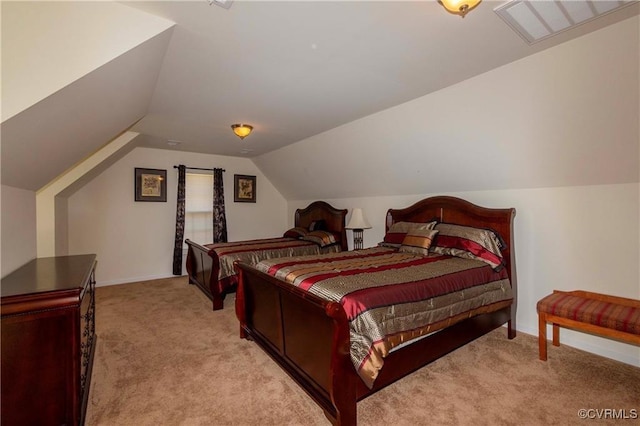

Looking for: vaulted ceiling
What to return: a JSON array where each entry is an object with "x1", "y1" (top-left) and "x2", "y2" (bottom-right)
[{"x1": 2, "y1": 1, "x2": 639, "y2": 193}]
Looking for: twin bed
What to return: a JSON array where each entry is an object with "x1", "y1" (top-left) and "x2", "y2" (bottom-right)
[
  {"x1": 185, "y1": 201, "x2": 348, "y2": 310},
  {"x1": 234, "y1": 196, "x2": 517, "y2": 425}
]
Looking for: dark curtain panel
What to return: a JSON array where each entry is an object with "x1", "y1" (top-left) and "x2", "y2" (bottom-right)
[
  {"x1": 172, "y1": 165, "x2": 186, "y2": 275},
  {"x1": 212, "y1": 168, "x2": 228, "y2": 243}
]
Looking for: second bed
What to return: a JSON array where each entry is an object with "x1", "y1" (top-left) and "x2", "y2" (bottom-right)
[{"x1": 185, "y1": 201, "x2": 348, "y2": 310}]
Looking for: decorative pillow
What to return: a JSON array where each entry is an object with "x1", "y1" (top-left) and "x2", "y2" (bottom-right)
[
  {"x1": 431, "y1": 223, "x2": 506, "y2": 271},
  {"x1": 301, "y1": 230, "x2": 338, "y2": 248},
  {"x1": 384, "y1": 221, "x2": 437, "y2": 245},
  {"x1": 283, "y1": 227, "x2": 308, "y2": 239},
  {"x1": 399, "y1": 229, "x2": 439, "y2": 256},
  {"x1": 308, "y1": 220, "x2": 326, "y2": 231}
]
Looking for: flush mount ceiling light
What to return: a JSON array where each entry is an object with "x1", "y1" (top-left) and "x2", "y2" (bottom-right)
[
  {"x1": 495, "y1": 0, "x2": 636, "y2": 44},
  {"x1": 439, "y1": 0, "x2": 482, "y2": 17},
  {"x1": 231, "y1": 124, "x2": 253, "y2": 140}
]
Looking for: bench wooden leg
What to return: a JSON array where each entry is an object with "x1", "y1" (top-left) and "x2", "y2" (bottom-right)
[
  {"x1": 538, "y1": 313, "x2": 547, "y2": 361},
  {"x1": 552, "y1": 323, "x2": 560, "y2": 347}
]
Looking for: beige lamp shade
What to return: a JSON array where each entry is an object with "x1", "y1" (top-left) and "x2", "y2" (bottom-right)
[{"x1": 346, "y1": 208, "x2": 371, "y2": 230}]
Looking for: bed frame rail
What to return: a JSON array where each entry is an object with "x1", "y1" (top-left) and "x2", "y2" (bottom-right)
[{"x1": 235, "y1": 262, "x2": 356, "y2": 425}]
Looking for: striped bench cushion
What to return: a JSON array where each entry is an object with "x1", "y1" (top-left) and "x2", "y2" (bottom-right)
[{"x1": 537, "y1": 292, "x2": 640, "y2": 335}]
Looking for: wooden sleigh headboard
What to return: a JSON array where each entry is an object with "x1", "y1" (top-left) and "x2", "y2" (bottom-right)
[
  {"x1": 295, "y1": 201, "x2": 348, "y2": 251},
  {"x1": 386, "y1": 195, "x2": 517, "y2": 302}
]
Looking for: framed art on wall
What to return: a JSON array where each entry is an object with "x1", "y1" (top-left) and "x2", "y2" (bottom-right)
[
  {"x1": 234, "y1": 174, "x2": 256, "y2": 203},
  {"x1": 135, "y1": 168, "x2": 167, "y2": 202}
]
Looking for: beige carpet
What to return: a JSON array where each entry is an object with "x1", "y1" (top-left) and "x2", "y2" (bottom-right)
[{"x1": 86, "y1": 277, "x2": 639, "y2": 426}]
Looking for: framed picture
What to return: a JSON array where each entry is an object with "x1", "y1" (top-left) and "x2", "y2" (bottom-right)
[
  {"x1": 234, "y1": 174, "x2": 256, "y2": 203},
  {"x1": 135, "y1": 168, "x2": 167, "y2": 202}
]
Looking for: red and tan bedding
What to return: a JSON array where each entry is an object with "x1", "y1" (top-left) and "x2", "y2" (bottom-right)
[
  {"x1": 255, "y1": 247, "x2": 513, "y2": 388},
  {"x1": 206, "y1": 237, "x2": 341, "y2": 282}
]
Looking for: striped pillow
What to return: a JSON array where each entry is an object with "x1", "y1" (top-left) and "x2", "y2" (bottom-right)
[
  {"x1": 431, "y1": 223, "x2": 506, "y2": 271},
  {"x1": 384, "y1": 221, "x2": 437, "y2": 246},
  {"x1": 399, "y1": 229, "x2": 439, "y2": 256},
  {"x1": 301, "y1": 230, "x2": 338, "y2": 248},
  {"x1": 283, "y1": 227, "x2": 308, "y2": 239}
]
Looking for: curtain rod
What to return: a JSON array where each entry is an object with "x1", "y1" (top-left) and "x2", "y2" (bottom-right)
[{"x1": 173, "y1": 165, "x2": 225, "y2": 172}]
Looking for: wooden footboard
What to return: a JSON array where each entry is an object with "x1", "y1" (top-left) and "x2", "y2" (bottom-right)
[
  {"x1": 185, "y1": 239, "x2": 229, "y2": 310},
  {"x1": 235, "y1": 261, "x2": 358, "y2": 425},
  {"x1": 235, "y1": 262, "x2": 513, "y2": 425}
]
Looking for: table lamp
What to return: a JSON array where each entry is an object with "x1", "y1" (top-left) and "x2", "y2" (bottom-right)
[{"x1": 346, "y1": 208, "x2": 371, "y2": 250}]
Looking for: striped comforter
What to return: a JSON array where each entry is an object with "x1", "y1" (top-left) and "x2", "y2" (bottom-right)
[
  {"x1": 207, "y1": 237, "x2": 340, "y2": 281},
  {"x1": 255, "y1": 247, "x2": 513, "y2": 388}
]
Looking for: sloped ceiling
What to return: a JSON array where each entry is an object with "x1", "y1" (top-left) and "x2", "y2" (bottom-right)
[
  {"x1": 254, "y1": 12, "x2": 640, "y2": 200},
  {"x1": 126, "y1": 0, "x2": 639, "y2": 158},
  {"x1": 1, "y1": 1, "x2": 638, "y2": 197},
  {"x1": 255, "y1": 15, "x2": 640, "y2": 200},
  {"x1": 1, "y1": 32, "x2": 174, "y2": 190},
  {"x1": 1, "y1": 1, "x2": 175, "y2": 190}
]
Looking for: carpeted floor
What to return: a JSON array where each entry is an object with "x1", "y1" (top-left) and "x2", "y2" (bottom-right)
[{"x1": 86, "y1": 277, "x2": 639, "y2": 425}]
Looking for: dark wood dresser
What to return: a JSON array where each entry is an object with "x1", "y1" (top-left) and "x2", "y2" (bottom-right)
[{"x1": 1, "y1": 254, "x2": 97, "y2": 426}]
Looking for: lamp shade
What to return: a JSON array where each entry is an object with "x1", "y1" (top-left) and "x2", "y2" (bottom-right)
[
  {"x1": 346, "y1": 208, "x2": 371, "y2": 230},
  {"x1": 231, "y1": 124, "x2": 253, "y2": 139},
  {"x1": 439, "y1": 0, "x2": 481, "y2": 17}
]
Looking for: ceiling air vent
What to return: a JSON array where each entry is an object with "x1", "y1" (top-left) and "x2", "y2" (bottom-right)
[
  {"x1": 494, "y1": 0, "x2": 637, "y2": 44},
  {"x1": 208, "y1": 0, "x2": 233, "y2": 10}
]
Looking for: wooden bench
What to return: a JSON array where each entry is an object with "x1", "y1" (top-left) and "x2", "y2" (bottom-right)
[{"x1": 537, "y1": 290, "x2": 640, "y2": 361}]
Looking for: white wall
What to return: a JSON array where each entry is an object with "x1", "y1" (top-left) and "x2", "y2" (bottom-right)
[
  {"x1": 289, "y1": 183, "x2": 640, "y2": 367},
  {"x1": 36, "y1": 131, "x2": 140, "y2": 257},
  {"x1": 67, "y1": 147, "x2": 287, "y2": 285},
  {"x1": 54, "y1": 196, "x2": 68, "y2": 256},
  {"x1": 1, "y1": 185, "x2": 37, "y2": 277},
  {"x1": 256, "y1": 15, "x2": 639, "y2": 200}
]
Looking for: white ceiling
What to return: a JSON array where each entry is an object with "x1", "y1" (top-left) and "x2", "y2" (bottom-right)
[
  {"x1": 125, "y1": 0, "x2": 639, "y2": 157},
  {"x1": 0, "y1": 29, "x2": 174, "y2": 190},
  {"x1": 1, "y1": 1, "x2": 638, "y2": 192}
]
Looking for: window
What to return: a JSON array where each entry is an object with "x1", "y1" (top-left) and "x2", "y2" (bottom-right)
[{"x1": 185, "y1": 173, "x2": 213, "y2": 245}]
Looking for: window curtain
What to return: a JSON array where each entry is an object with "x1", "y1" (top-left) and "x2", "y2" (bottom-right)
[
  {"x1": 212, "y1": 167, "x2": 228, "y2": 243},
  {"x1": 172, "y1": 165, "x2": 186, "y2": 275}
]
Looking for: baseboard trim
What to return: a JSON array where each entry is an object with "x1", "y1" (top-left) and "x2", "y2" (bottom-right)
[
  {"x1": 96, "y1": 274, "x2": 187, "y2": 287},
  {"x1": 518, "y1": 323, "x2": 640, "y2": 368}
]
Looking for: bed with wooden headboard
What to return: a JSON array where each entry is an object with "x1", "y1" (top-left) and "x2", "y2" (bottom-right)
[
  {"x1": 234, "y1": 196, "x2": 517, "y2": 425},
  {"x1": 185, "y1": 201, "x2": 347, "y2": 310}
]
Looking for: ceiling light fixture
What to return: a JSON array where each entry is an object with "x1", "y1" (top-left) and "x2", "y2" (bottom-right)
[
  {"x1": 439, "y1": 0, "x2": 482, "y2": 17},
  {"x1": 231, "y1": 124, "x2": 253, "y2": 140}
]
